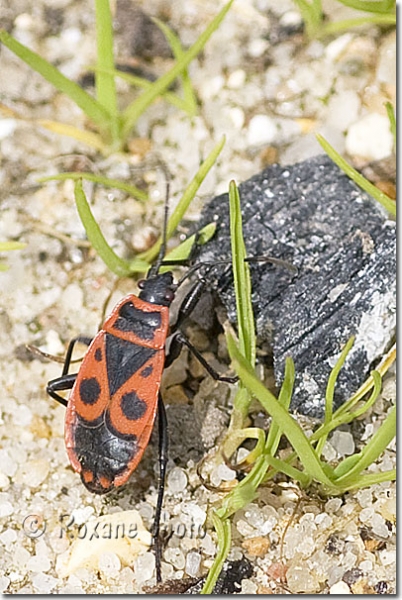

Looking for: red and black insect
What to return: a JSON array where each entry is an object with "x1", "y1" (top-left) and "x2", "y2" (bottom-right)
[{"x1": 46, "y1": 191, "x2": 237, "y2": 582}]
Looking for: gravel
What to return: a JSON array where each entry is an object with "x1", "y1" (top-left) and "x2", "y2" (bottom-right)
[{"x1": 0, "y1": 0, "x2": 395, "y2": 594}]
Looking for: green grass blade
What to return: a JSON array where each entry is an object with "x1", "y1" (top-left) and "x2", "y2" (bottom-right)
[
  {"x1": 227, "y1": 334, "x2": 335, "y2": 488},
  {"x1": 315, "y1": 336, "x2": 355, "y2": 457},
  {"x1": 309, "y1": 371, "x2": 382, "y2": 443},
  {"x1": 263, "y1": 368, "x2": 383, "y2": 483},
  {"x1": 265, "y1": 454, "x2": 311, "y2": 486},
  {"x1": 229, "y1": 180, "x2": 256, "y2": 367},
  {"x1": 156, "y1": 223, "x2": 217, "y2": 273},
  {"x1": 138, "y1": 136, "x2": 226, "y2": 265},
  {"x1": 38, "y1": 172, "x2": 148, "y2": 202},
  {"x1": 319, "y1": 13, "x2": 396, "y2": 36},
  {"x1": 324, "y1": 337, "x2": 355, "y2": 423},
  {"x1": 335, "y1": 0, "x2": 395, "y2": 13},
  {"x1": 37, "y1": 119, "x2": 107, "y2": 151},
  {"x1": 74, "y1": 179, "x2": 139, "y2": 276},
  {"x1": 333, "y1": 405, "x2": 396, "y2": 485},
  {"x1": 385, "y1": 102, "x2": 396, "y2": 150},
  {"x1": 0, "y1": 30, "x2": 111, "y2": 134},
  {"x1": 218, "y1": 471, "x2": 261, "y2": 520},
  {"x1": 293, "y1": 0, "x2": 323, "y2": 38},
  {"x1": 94, "y1": 0, "x2": 120, "y2": 145},
  {"x1": 106, "y1": 69, "x2": 191, "y2": 116},
  {"x1": 316, "y1": 133, "x2": 396, "y2": 216},
  {"x1": 341, "y1": 469, "x2": 396, "y2": 491},
  {"x1": 201, "y1": 512, "x2": 231, "y2": 594},
  {"x1": 0, "y1": 241, "x2": 26, "y2": 251},
  {"x1": 121, "y1": 0, "x2": 234, "y2": 140},
  {"x1": 265, "y1": 357, "x2": 295, "y2": 455},
  {"x1": 152, "y1": 18, "x2": 198, "y2": 116}
]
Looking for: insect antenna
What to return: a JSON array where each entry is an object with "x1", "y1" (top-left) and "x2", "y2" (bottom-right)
[{"x1": 148, "y1": 181, "x2": 171, "y2": 277}]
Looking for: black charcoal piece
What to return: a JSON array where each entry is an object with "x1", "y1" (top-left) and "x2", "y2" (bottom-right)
[{"x1": 197, "y1": 155, "x2": 396, "y2": 418}]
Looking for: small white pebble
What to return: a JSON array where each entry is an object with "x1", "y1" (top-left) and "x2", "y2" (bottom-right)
[
  {"x1": 286, "y1": 564, "x2": 321, "y2": 593},
  {"x1": 379, "y1": 549, "x2": 396, "y2": 566},
  {"x1": 359, "y1": 507, "x2": 374, "y2": 523},
  {"x1": 321, "y1": 441, "x2": 337, "y2": 462},
  {"x1": 167, "y1": 467, "x2": 187, "y2": 493},
  {"x1": 98, "y1": 552, "x2": 121, "y2": 578},
  {"x1": 13, "y1": 404, "x2": 33, "y2": 427},
  {"x1": 202, "y1": 75, "x2": 225, "y2": 99},
  {"x1": 0, "y1": 473, "x2": 10, "y2": 490},
  {"x1": 182, "y1": 503, "x2": 206, "y2": 526},
  {"x1": 248, "y1": 38, "x2": 269, "y2": 58},
  {"x1": 326, "y1": 91, "x2": 360, "y2": 131},
  {"x1": 0, "y1": 529, "x2": 17, "y2": 545},
  {"x1": 164, "y1": 547, "x2": 185, "y2": 570},
  {"x1": 229, "y1": 107, "x2": 245, "y2": 130},
  {"x1": 185, "y1": 551, "x2": 201, "y2": 577},
  {"x1": 217, "y1": 463, "x2": 236, "y2": 482},
  {"x1": 31, "y1": 573, "x2": 58, "y2": 593},
  {"x1": 14, "y1": 545, "x2": 31, "y2": 567},
  {"x1": 0, "y1": 450, "x2": 17, "y2": 477},
  {"x1": 71, "y1": 506, "x2": 95, "y2": 526},
  {"x1": 330, "y1": 580, "x2": 351, "y2": 594},
  {"x1": 15, "y1": 13, "x2": 34, "y2": 30},
  {"x1": 315, "y1": 513, "x2": 332, "y2": 528},
  {"x1": 325, "y1": 33, "x2": 353, "y2": 61},
  {"x1": 67, "y1": 574, "x2": 84, "y2": 590},
  {"x1": 138, "y1": 502, "x2": 154, "y2": 522},
  {"x1": 236, "y1": 447, "x2": 250, "y2": 462},
  {"x1": 280, "y1": 10, "x2": 302, "y2": 27},
  {"x1": 27, "y1": 554, "x2": 52, "y2": 573},
  {"x1": 345, "y1": 113, "x2": 393, "y2": 161},
  {"x1": 240, "y1": 579, "x2": 258, "y2": 594},
  {"x1": 134, "y1": 552, "x2": 155, "y2": 584},
  {"x1": 356, "y1": 488, "x2": 373, "y2": 508},
  {"x1": 371, "y1": 514, "x2": 389, "y2": 538},
  {"x1": 377, "y1": 32, "x2": 396, "y2": 85},
  {"x1": 201, "y1": 533, "x2": 216, "y2": 556},
  {"x1": 247, "y1": 504, "x2": 266, "y2": 526},
  {"x1": 330, "y1": 431, "x2": 355, "y2": 456},
  {"x1": 227, "y1": 69, "x2": 246, "y2": 89},
  {"x1": 0, "y1": 119, "x2": 16, "y2": 141},
  {"x1": 247, "y1": 115, "x2": 277, "y2": 146},
  {"x1": 60, "y1": 283, "x2": 84, "y2": 313},
  {"x1": 0, "y1": 576, "x2": 10, "y2": 593},
  {"x1": 236, "y1": 519, "x2": 255, "y2": 537},
  {"x1": 20, "y1": 459, "x2": 50, "y2": 488},
  {"x1": 45, "y1": 329, "x2": 65, "y2": 356},
  {"x1": 0, "y1": 500, "x2": 13, "y2": 518},
  {"x1": 359, "y1": 559, "x2": 373, "y2": 572}
]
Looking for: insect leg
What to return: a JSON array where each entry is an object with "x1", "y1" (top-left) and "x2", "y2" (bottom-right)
[
  {"x1": 46, "y1": 336, "x2": 92, "y2": 407},
  {"x1": 46, "y1": 374, "x2": 77, "y2": 407},
  {"x1": 153, "y1": 393, "x2": 169, "y2": 583},
  {"x1": 172, "y1": 278, "x2": 207, "y2": 332},
  {"x1": 166, "y1": 331, "x2": 238, "y2": 384},
  {"x1": 61, "y1": 336, "x2": 93, "y2": 376}
]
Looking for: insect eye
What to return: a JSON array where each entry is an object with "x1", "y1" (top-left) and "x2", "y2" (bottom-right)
[
  {"x1": 164, "y1": 289, "x2": 174, "y2": 302},
  {"x1": 138, "y1": 280, "x2": 145, "y2": 289}
]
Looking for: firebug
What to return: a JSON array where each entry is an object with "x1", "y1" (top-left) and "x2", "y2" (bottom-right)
[{"x1": 45, "y1": 190, "x2": 238, "y2": 582}]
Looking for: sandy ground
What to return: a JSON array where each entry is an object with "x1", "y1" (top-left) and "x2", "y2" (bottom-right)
[{"x1": 0, "y1": 0, "x2": 395, "y2": 593}]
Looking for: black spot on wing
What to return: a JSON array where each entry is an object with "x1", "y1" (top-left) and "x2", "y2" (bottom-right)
[
  {"x1": 105, "y1": 333, "x2": 156, "y2": 396},
  {"x1": 94, "y1": 348, "x2": 102, "y2": 362},
  {"x1": 80, "y1": 377, "x2": 101, "y2": 405},
  {"x1": 140, "y1": 364, "x2": 153, "y2": 378},
  {"x1": 113, "y1": 301, "x2": 162, "y2": 340},
  {"x1": 121, "y1": 391, "x2": 147, "y2": 420}
]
